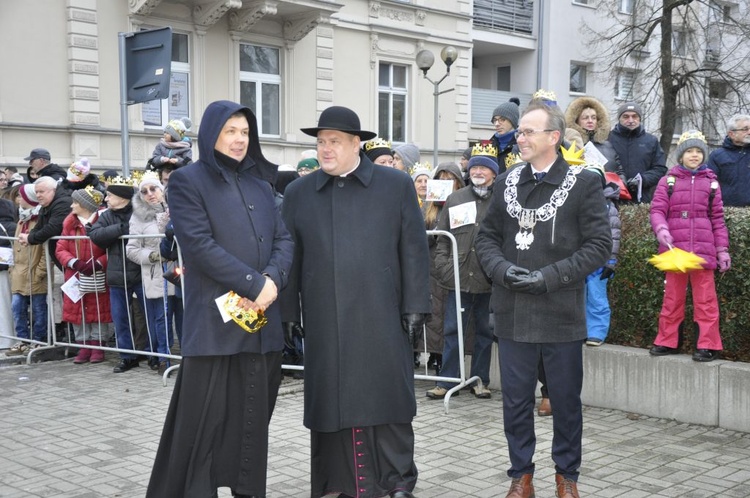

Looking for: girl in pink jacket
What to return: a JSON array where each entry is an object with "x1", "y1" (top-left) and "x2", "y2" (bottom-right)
[{"x1": 649, "y1": 130, "x2": 730, "y2": 362}]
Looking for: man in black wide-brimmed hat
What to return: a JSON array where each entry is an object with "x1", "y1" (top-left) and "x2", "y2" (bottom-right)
[{"x1": 280, "y1": 106, "x2": 430, "y2": 498}]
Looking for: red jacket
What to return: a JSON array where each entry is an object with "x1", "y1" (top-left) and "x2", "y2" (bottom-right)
[
  {"x1": 55, "y1": 212, "x2": 112, "y2": 325},
  {"x1": 650, "y1": 165, "x2": 729, "y2": 270}
]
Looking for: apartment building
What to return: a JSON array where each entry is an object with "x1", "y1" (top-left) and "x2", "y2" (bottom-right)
[{"x1": 0, "y1": 0, "x2": 745, "y2": 171}]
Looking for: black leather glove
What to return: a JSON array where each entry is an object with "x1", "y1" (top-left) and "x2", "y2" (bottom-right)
[
  {"x1": 503, "y1": 265, "x2": 530, "y2": 286},
  {"x1": 282, "y1": 322, "x2": 304, "y2": 350},
  {"x1": 600, "y1": 267, "x2": 615, "y2": 280},
  {"x1": 401, "y1": 313, "x2": 426, "y2": 349},
  {"x1": 509, "y1": 270, "x2": 547, "y2": 295},
  {"x1": 626, "y1": 177, "x2": 639, "y2": 191}
]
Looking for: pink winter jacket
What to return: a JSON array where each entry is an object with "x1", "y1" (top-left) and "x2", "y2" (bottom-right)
[{"x1": 650, "y1": 165, "x2": 729, "y2": 270}]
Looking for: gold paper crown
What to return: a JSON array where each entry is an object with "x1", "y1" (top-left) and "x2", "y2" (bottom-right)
[
  {"x1": 99, "y1": 173, "x2": 136, "y2": 186},
  {"x1": 678, "y1": 130, "x2": 707, "y2": 145},
  {"x1": 560, "y1": 142, "x2": 586, "y2": 166},
  {"x1": 83, "y1": 185, "x2": 105, "y2": 205},
  {"x1": 532, "y1": 88, "x2": 557, "y2": 102},
  {"x1": 408, "y1": 162, "x2": 432, "y2": 177},
  {"x1": 223, "y1": 291, "x2": 268, "y2": 333},
  {"x1": 471, "y1": 143, "x2": 498, "y2": 157},
  {"x1": 365, "y1": 137, "x2": 392, "y2": 152}
]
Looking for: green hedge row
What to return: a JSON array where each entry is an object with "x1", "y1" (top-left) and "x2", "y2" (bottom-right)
[{"x1": 609, "y1": 204, "x2": 750, "y2": 363}]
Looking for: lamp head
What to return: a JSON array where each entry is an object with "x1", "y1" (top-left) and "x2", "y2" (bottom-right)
[
  {"x1": 416, "y1": 49, "x2": 435, "y2": 76},
  {"x1": 441, "y1": 46, "x2": 458, "y2": 69}
]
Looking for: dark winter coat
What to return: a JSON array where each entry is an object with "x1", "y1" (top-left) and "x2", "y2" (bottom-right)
[
  {"x1": 650, "y1": 165, "x2": 728, "y2": 270},
  {"x1": 62, "y1": 173, "x2": 107, "y2": 197},
  {"x1": 168, "y1": 100, "x2": 293, "y2": 357},
  {"x1": 88, "y1": 202, "x2": 142, "y2": 289},
  {"x1": 475, "y1": 157, "x2": 611, "y2": 343},
  {"x1": 565, "y1": 96, "x2": 622, "y2": 176},
  {"x1": 281, "y1": 153, "x2": 431, "y2": 433},
  {"x1": 490, "y1": 131, "x2": 521, "y2": 173},
  {"x1": 434, "y1": 185, "x2": 493, "y2": 294},
  {"x1": 151, "y1": 139, "x2": 193, "y2": 168},
  {"x1": 0, "y1": 199, "x2": 16, "y2": 272},
  {"x1": 707, "y1": 136, "x2": 750, "y2": 207},
  {"x1": 608, "y1": 124, "x2": 667, "y2": 202},
  {"x1": 27, "y1": 185, "x2": 71, "y2": 269},
  {"x1": 603, "y1": 183, "x2": 622, "y2": 266},
  {"x1": 36, "y1": 163, "x2": 68, "y2": 182},
  {"x1": 55, "y1": 212, "x2": 112, "y2": 325}
]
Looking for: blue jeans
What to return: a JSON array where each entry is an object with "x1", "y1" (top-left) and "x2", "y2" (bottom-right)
[
  {"x1": 12, "y1": 293, "x2": 48, "y2": 342},
  {"x1": 144, "y1": 296, "x2": 169, "y2": 356},
  {"x1": 585, "y1": 268, "x2": 611, "y2": 341},
  {"x1": 166, "y1": 295, "x2": 183, "y2": 347},
  {"x1": 438, "y1": 291, "x2": 494, "y2": 388},
  {"x1": 110, "y1": 285, "x2": 144, "y2": 360}
]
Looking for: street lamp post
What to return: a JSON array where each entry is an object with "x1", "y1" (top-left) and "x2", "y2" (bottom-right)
[{"x1": 416, "y1": 46, "x2": 458, "y2": 168}]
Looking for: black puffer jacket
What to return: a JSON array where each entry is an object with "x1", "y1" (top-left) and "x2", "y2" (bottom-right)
[{"x1": 87, "y1": 203, "x2": 142, "y2": 288}]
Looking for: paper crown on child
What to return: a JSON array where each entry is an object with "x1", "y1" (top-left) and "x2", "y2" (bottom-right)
[
  {"x1": 560, "y1": 142, "x2": 586, "y2": 166},
  {"x1": 471, "y1": 142, "x2": 498, "y2": 158},
  {"x1": 68, "y1": 157, "x2": 91, "y2": 182}
]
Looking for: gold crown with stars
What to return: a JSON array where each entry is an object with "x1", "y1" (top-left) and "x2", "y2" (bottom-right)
[
  {"x1": 364, "y1": 137, "x2": 392, "y2": 152},
  {"x1": 560, "y1": 142, "x2": 586, "y2": 166},
  {"x1": 471, "y1": 142, "x2": 498, "y2": 158}
]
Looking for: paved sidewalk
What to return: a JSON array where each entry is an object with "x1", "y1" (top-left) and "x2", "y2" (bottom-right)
[{"x1": 1, "y1": 357, "x2": 749, "y2": 497}]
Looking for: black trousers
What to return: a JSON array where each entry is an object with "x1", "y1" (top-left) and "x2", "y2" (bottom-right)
[{"x1": 498, "y1": 338, "x2": 584, "y2": 481}]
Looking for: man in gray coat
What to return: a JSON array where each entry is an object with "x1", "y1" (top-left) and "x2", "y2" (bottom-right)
[
  {"x1": 476, "y1": 102, "x2": 611, "y2": 498},
  {"x1": 281, "y1": 106, "x2": 430, "y2": 498}
]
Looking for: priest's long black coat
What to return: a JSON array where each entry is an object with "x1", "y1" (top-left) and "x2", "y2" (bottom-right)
[{"x1": 281, "y1": 154, "x2": 431, "y2": 433}]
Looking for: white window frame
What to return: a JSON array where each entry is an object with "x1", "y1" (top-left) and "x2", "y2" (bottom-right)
[
  {"x1": 569, "y1": 62, "x2": 587, "y2": 94},
  {"x1": 141, "y1": 32, "x2": 192, "y2": 130},
  {"x1": 672, "y1": 30, "x2": 687, "y2": 57},
  {"x1": 378, "y1": 62, "x2": 409, "y2": 144},
  {"x1": 615, "y1": 70, "x2": 636, "y2": 100},
  {"x1": 239, "y1": 43, "x2": 282, "y2": 138}
]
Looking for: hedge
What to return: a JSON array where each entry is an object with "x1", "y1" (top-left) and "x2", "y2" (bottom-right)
[{"x1": 608, "y1": 204, "x2": 750, "y2": 363}]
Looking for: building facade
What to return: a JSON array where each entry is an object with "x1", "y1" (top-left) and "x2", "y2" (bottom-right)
[{"x1": 0, "y1": 0, "x2": 746, "y2": 172}]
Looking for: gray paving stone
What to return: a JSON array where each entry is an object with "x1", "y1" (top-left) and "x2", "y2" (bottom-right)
[{"x1": 1, "y1": 362, "x2": 750, "y2": 497}]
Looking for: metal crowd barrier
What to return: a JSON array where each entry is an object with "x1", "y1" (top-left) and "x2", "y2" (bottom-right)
[
  {"x1": 5, "y1": 228, "x2": 482, "y2": 408},
  {"x1": 416, "y1": 230, "x2": 481, "y2": 413}
]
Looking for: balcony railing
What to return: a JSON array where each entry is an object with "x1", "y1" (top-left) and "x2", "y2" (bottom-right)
[{"x1": 473, "y1": 0, "x2": 534, "y2": 35}]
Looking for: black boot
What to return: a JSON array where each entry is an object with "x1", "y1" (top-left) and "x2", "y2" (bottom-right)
[{"x1": 113, "y1": 358, "x2": 140, "y2": 373}]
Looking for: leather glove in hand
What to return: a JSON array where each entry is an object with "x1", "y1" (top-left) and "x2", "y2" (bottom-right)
[
  {"x1": 503, "y1": 265, "x2": 530, "y2": 287},
  {"x1": 509, "y1": 270, "x2": 547, "y2": 295},
  {"x1": 71, "y1": 259, "x2": 95, "y2": 276},
  {"x1": 282, "y1": 322, "x2": 304, "y2": 350},
  {"x1": 717, "y1": 251, "x2": 731, "y2": 273},
  {"x1": 401, "y1": 313, "x2": 426, "y2": 349},
  {"x1": 600, "y1": 259, "x2": 616, "y2": 280},
  {"x1": 656, "y1": 228, "x2": 674, "y2": 247},
  {"x1": 626, "y1": 177, "x2": 639, "y2": 190}
]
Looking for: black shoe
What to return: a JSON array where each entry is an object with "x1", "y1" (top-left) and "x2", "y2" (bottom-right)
[
  {"x1": 650, "y1": 345, "x2": 679, "y2": 356},
  {"x1": 390, "y1": 491, "x2": 415, "y2": 498},
  {"x1": 157, "y1": 361, "x2": 171, "y2": 375},
  {"x1": 693, "y1": 349, "x2": 719, "y2": 362},
  {"x1": 148, "y1": 356, "x2": 159, "y2": 371},
  {"x1": 113, "y1": 358, "x2": 139, "y2": 373}
]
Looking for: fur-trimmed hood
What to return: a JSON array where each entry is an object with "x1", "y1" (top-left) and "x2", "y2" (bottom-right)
[
  {"x1": 565, "y1": 96, "x2": 611, "y2": 145},
  {"x1": 131, "y1": 189, "x2": 166, "y2": 223}
]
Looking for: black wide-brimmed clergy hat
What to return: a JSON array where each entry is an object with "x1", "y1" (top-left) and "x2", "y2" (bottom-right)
[{"x1": 301, "y1": 106, "x2": 377, "y2": 140}]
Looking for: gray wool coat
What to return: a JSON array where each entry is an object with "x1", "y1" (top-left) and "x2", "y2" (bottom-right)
[
  {"x1": 281, "y1": 153, "x2": 431, "y2": 433},
  {"x1": 475, "y1": 156, "x2": 612, "y2": 343}
]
